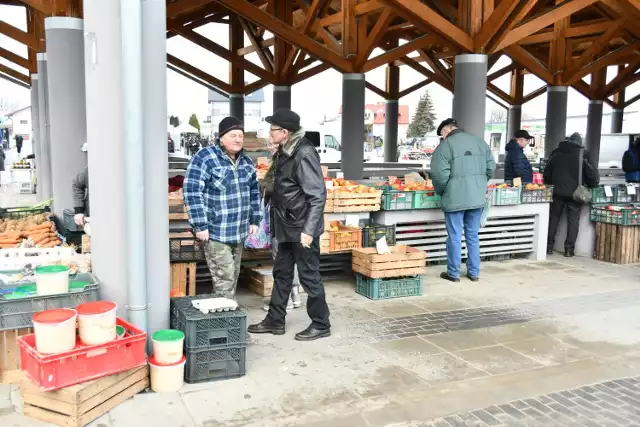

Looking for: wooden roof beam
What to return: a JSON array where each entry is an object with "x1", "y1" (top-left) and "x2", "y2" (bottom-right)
[
  {"x1": 474, "y1": 0, "x2": 520, "y2": 51},
  {"x1": 488, "y1": 62, "x2": 517, "y2": 81},
  {"x1": 293, "y1": 62, "x2": 331, "y2": 84},
  {"x1": 493, "y1": 0, "x2": 600, "y2": 53},
  {"x1": 365, "y1": 81, "x2": 389, "y2": 99},
  {"x1": 167, "y1": 64, "x2": 229, "y2": 98},
  {"x1": 604, "y1": 58, "x2": 640, "y2": 96},
  {"x1": 167, "y1": 0, "x2": 219, "y2": 18},
  {"x1": 565, "y1": 42, "x2": 640, "y2": 85},
  {"x1": 216, "y1": 0, "x2": 352, "y2": 72},
  {"x1": 397, "y1": 55, "x2": 454, "y2": 91},
  {"x1": 0, "y1": 63, "x2": 29, "y2": 84},
  {"x1": 0, "y1": 21, "x2": 40, "y2": 50},
  {"x1": 167, "y1": 54, "x2": 233, "y2": 93},
  {"x1": 317, "y1": 0, "x2": 385, "y2": 27},
  {"x1": 355, "y1": 9, "x2": 395, "y2": 70},
  {"x1": 398, "y1": 78, "x2": 432, "y2": 98},
  {"x1": 624, "y1": 92, "x2": 640, "y2": 109},
  {"x1": 362, "y1": 35, "x2": 436, "y2": 72},
  {"x1": 18, "y1": 0, "x2": 54, "y2": 15},
  {"x1": 503, "y1": 44, "x2": 554, "y2": 84},
  {"x1": 0, "y1": 69, "x2": 30, "y2": 89},
  {"x1": 485, "y1": 0, "x2": 538, "y2": 53},
  {"x1": 238, "y1": 17, "x2": 274, "y2": 72},
  {"x1": 0, "y1": 46, "x2": 30, "y2": 70},
  {"x1": 487, "y1": 82, "x2": 515, "y2": 105},
  {"x1": 522, "y1": 85, "x2": 547, "y2": 104},
  {"x1": 381, "y1": 0, "x2": 474, "y2": 52}
]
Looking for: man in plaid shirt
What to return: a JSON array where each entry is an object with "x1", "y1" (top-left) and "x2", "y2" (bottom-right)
[{"x1": 183, "y1": 116, "x2": 262, "y2": 299}]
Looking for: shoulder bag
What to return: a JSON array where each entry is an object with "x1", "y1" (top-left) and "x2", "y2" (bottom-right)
[{"x1": 572, "y1": 147, "x2": 592, "y2": 204}]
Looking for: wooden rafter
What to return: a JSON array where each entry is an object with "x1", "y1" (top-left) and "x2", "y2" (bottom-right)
[
  {"x1": 17, "y1": 0, "x2": 54, "y2": 16},
  {"x1": 317, "y1": 1, "x2": 384, "y2": 27},
  {"x1": 487, "y1": 82, "x2": 514, "y2": 104},
  {"x1": 418, "y1": 49, "x2": 453, "y2": 86},
  {"x1": 283, "y1": 0, "x2": 325, "y2": 78},
  {"x1": 565, "y1": 42, "x2": 640, "y2": 85},
  {"x1": 0, "y1": 46, "x2": 30, "y2": 70},
  {"x1": 354, "y1": 9, "x2": 394, "y2": 70},
  {"x1": 167, "y1": 54, "x2": 233, "y2": 93},
  {"x1": 292, "y1": 62, "x2": 331, "y2": 84},
  {"x1": 398, "y1": 78, "x2": 431, "y2": 98},
  {"x1": 167, "y1": 0, "x2": 220, "y2": 18},
  {"x1": 604, "y1": 58, "x2": 640, "y2": 96},
  {"x1": 522, "y1": 85, "x2": 547, "y2": 104},
  {"x1": 238, "y1": 18, "x2": 274, "y2": 72},
  {"x1": 295, "y1": 0, "x2": 341, "y2": 51},
  {"x1": 216, "y1": 0, "x2": 353, "y2": 72},
  {"x1": 625, "y1": 93, "x2": 640, "y2": 108},
  {"x1": 504, "y1": 45, "x2": 553, "y2": 84},
  {"x1": 485, "y1": 0, "x2": 538, "y2": 53},
  {"x1": 0, "y1": 21, "x2": 40, "y2": 50},
  {"x1": 488, "y1": 63, "x2": 517, "y2": 81},
  {"x1": 397, "y1": 55, "x2": 454, "y2": 90},
  {"x1": 0, "y1": 69, "x2": 30, "y2": 89},
  {"x1": 474, "y1": 0, "x2": 519, "y2": 51},
  {"x1": 381, "y1": 0, "x2": 474, "y2": 52},
  {"x1": 167, "y1": 64, "x2": 229, "y2": 98},
  {"x1": 361, "y1": 35, "x2": 436, "y2": 72},
  {"x1": 493, "y1": 0, "x2": 600, "y2": 53},
  {"x1": 0, "y1": 63, "x2": 29, "y2": 84},
  {"x1": 365, "y1": 81, "x2": 389, "y2": 99}
]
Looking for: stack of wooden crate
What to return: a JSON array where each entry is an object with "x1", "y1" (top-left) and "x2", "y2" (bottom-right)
[
  {"x1": 352, "y1": 245, "x2": 426, "y2": 300},
  {"x1": 594, "y1": 222, "x2": 640, "y2": 264},
  {"x1": 243, "y1": 132, "x2": 269, "y2": 152},
  {"x1": 169, "y1": 190, "x2": 188, "y2": 221},
  {"x1": 332, "y1": 189, "x2": 382, "y2": 212}
]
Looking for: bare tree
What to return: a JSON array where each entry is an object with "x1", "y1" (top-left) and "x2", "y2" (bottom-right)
[
  {"x1": 0, "y1": 97, "x2": 19, "y2": 115},
  {"x1": 488, "y1": 108, "x2": 506, "y2": 123}
]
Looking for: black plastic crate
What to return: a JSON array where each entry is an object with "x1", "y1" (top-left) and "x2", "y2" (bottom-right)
[
  {"x1": 184, "y1": 344, "x2": 246, "y2": 384},
  {"x1": 361, "y1": 221, "x2": 396, "y2": 248},
  {"x1": 170, "y1": 294, "x2": 247, "y2": 351},
  {"x1": 169, "y1": 236, "x2": 205, "y2": 262},
  {"x1": 62, "y1": 208, "x2": 83, "y2": 232}
]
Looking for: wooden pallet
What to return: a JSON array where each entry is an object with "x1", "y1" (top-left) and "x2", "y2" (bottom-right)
[
  {"x1": 1, "y1": 327, "x2": 32, "y2": 384},
  {"x1": 247, "y1": 266, "x2": 274, "y2": 297},
  {"x1": 352, "y1": 245, "x2": 427, "y2": 278},
  {"x1": 171, "y1": 262, "x2": 197, "y2": 296},
  {"x1": 21, "y1": 365, "x2": 149, "y2": 427},
  {"x1": 595, "y1": 223, "x2": 640, "y2": 264}
]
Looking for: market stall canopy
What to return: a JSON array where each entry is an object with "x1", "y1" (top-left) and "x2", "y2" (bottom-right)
[{"x1": 173, "y1": 123, "x2": 199, "y2": 134}]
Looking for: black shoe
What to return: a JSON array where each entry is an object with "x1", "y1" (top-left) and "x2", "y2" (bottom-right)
[
  {"x1": 547, "y1": 248, "x2": 553, "y2": 255},
  {"x1": 467, "y1": 275, "x2": 479, "y2": 282},
  {"x1": 440, "y1": 272, "x2": 460, "y2": 283},
  {"x1": 295, "y1": 326, "x2": 331, "y2": 341},
  {"x1": 564, "y1": 249, "x2": 575, "y2": 258},
  {"x1": 247, "y1": 320, "x2": 285, "y2": 335}
]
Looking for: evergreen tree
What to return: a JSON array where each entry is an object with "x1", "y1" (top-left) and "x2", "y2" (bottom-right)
[
  {"x1": 188, "y1": 114, "x2": 201, "y2": 133},
  {"x1": 169, "y1": 115, "x2": 180, "y2": 128},
  {"x1": 406, "y1": 90, "x2": 437, "y2": 138}
]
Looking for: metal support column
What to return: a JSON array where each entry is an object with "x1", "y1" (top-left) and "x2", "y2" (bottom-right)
[
  {"x1": 229, "y1": 94, "x2": 244, "y2": 121},
  {"x1": 507, "y1": 105, "x2": 522, "y2": 139},
  {"x1": 30, "y1": 74, "x2": 42, "y2": 200},
  {"x1": 83, "y1": 0, "x2": 129, "y2": 316},
  {"x1": 453, "y1": 54, "x2": 488, "y2": 138},
  {"x1": 384, "y1": 100, "x2": 399, "y2": 162},
  {"x1": 273, "y1": 86, "x2": 291, "y2": 111},
  {"x1": 585, "y1": 100, "x2": 603, "y2": 169},
  {"x1": 544, "y1": 86, "x2": 568, "y2": 158},
  {"x1": 611, "y1": 109, "x2": 623, "y2": 133},
  {"x1": 45, "y1": 17, "x2": 87, "y2": 218},
  {"x1": 36, "y1": 54, "x2": 52, "y2": 200},
  {"x1": 142, "y1": 0, "x2": 170, "y2": 338},
  {"x1": 341, "y1": 73, "x2": 365, "y2": 179}
]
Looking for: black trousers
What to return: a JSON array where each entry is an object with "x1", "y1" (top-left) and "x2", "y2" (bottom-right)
[
  {"x1": 547, "y1": 196, "x2": 582, "y2": 251},
  {"x1": 266, "y1": 237, "x2": 330, "y2": 330}
]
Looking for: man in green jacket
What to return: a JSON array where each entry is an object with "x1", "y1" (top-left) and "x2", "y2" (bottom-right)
[{"x1": 431, "y1": 119, "x2": 496, "y2": 282}]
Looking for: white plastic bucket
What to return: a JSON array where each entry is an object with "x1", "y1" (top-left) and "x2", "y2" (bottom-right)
[
  {"x1": 32, "y1": 309, "x2": 77, "y2": 354},
  {"x1": 76, "y1": 301, "x2": 118, "y2": 345},
  {"x1": 149, "y1": 355, "x2": 186, "y2": 393},
  {"x1": 151, "y1": 330, "x2": 185, "y2": 365},
  {"x1": 35, "y1": 265, "x2": 70, "y2": 296}
]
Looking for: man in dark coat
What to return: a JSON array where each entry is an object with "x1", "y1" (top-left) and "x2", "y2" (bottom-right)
[
  {"x1": 248, "y1": 108, "x2": 330, "y2": 341},
  {"x1": 622, "y1": 136, "x2": 640, "y2": 183},
  {"x1": 15, "y1": 134, "x2": 23, "y2": 154},
  {"x1": 543, "y1": 133, "x2": 599, "y2": 257},
  {"x1": 504, "y1": 130, "x2": 534, "y2": 183}
]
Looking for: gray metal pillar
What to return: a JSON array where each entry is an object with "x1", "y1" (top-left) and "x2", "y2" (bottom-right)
[
  {"x1": 341, "y1": 73, "x2": 365, "y2": 179},
  {"x1": 45, "y1": 17, "x2": 87, "y2": 218},
  {"x1": 273, "y1": 86, "x2": 291, "y2": 111},
  {"x1": 30, "y1": 74, "x2": 42, "y2": 201},
  {"x1": 83, "y1": 0, "x2": 129, "y2": 317},
  {"x1": 229, "y1": 93, "x2": 244, "y2": 121},
  {"x1": 585, "y1": 100, "x2": 603, "y2": 169},
  {"x1": 36, "y1": 54, "x2": 52, "y2": 200},
  {"x1": 544, "y1": 86, "x2": 568, "y2": 158},
  {"x1": 142, "y1": 0, "x2": 170, "y2": 338},
  {"x1": 384, "y1": 99, "x2": 398, "y2": 162},
  {"x1": 453, "y1": 54, "x2": 488, "y2": 138},
  {"x1": 507, "y1": 105, "x2": 522, "y2": 139},
  {"x1": 611, "y1": 108, "x2": 623, "y2": 133}
]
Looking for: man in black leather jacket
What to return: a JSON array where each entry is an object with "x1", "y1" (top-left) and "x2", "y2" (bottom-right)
[{"x1": 248, "y1": 109, "x2": 331, "y2": 341}]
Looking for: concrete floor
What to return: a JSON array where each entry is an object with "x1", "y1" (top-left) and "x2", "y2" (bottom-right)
[{"x1": 3, "y1": 254, "x2": 640, "y2": 426}]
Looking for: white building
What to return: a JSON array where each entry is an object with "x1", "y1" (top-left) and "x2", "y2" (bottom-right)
[
  {"x1": 207, "y1": 89, "x2": 265, "y2": 137},
  {"x1": 5, "y1": 106, "x2": 33, "y2": 153}
]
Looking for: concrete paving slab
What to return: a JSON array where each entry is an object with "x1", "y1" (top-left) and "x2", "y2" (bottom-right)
[
  {"x1": 452, "y1": 345, "x2": 543, "y2": 376},
  {"x1": 502, "y1": 336, "x2": 595, "y2": 366},
  {"x1": 109, "y1": 392, "x2": 194, "y2": 427}
]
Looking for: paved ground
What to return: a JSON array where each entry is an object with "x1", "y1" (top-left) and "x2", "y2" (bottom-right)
[{"x1": 3, "y1": 253, "x2": 640, "y2": 426}]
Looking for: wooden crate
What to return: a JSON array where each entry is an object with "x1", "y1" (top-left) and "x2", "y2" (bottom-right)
[
  {"x1": 247, "y1": 266, "x2": 274, "y2": 296},
  {"x1": 81, "y1": 234, "x2": 91, "y2": 254},
  {"x1": 21, "y1": 365, "x2": 149, "y2": 427},
  {"x1": 332, "y1": 190, "x2": 382, "y2": 212},
  {"x1": 595, "y1": 223, "x2": 640, "y2": 264},
  {"x1": 320, "y1": 225, "x2": 362, "y2": 253},
  {"x1": 1, "y1": 327, "x2": 32, "y2": 384},
  {"x1": 171, "y1": 262, "x2": 197, "y2": 296},
  {"x1": 324, "y1": 198, "x2": 334, "y2": 213},
  {"x1": 352, "y1": 245, "x2": 427, "y2": 278},
  {"x1": 168, "y1": 193, "x2": 188, "y2": 220}
]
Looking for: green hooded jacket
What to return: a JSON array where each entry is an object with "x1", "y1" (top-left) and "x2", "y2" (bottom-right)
[{"x1": 430, "y1": 129, "x2": 496, "y2": 212}]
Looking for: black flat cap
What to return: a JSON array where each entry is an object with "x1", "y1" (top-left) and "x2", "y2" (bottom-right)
[
  {"x1": 265, "y1": 109, "x2": 301, "y2": 132},
  {"x1": 514, "y1": 129, "x2": 534, "y2": 140},
  {"x1": 437, "y1": 118, "x2": 457, "y2": 136}
]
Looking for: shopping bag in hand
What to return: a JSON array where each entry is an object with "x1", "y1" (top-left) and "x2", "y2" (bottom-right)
[
  {"x1": 245, "y1": 201, "x2": 272, "y2": 249},
  {"x1": 480, "y1": 192, "x2": 491, "y2": 228}
]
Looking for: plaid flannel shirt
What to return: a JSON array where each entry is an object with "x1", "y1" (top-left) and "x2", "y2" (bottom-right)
[{"x1": 183, "y1": 144, "x2": 262, "y2": 244}]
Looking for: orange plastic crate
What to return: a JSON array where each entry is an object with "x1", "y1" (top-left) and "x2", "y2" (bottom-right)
[
  {"x1": 18, "y1": 317, "x2": 147, "y2": 391},
  {"x1": 328, "y1": 226, "x2": 362, "y2": 252}
]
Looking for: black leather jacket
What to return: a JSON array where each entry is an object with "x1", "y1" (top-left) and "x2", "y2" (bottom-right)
[{"x1": 271, "y1": 137, "x2": 326, "y2": 243}]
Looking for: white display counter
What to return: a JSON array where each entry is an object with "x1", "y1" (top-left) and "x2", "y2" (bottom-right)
[{"x1": 371, "y1": 203, "x2": 550, "y2": 262}]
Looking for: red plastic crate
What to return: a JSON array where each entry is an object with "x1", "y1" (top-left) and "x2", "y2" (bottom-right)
[{"x1": 17, "y1": 317, "x2": 147, "y2": 391}]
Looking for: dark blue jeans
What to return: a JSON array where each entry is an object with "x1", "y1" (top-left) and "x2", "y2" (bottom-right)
[{"x1": 444, "y1": 208, "x2": 483, "y2": 279}]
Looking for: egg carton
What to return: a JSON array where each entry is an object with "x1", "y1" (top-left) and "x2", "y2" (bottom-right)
[{"x1": 191, "y1": 297, "x2": 238, "y2": 314}]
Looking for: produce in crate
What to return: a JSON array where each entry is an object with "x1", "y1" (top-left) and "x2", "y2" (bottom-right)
[{"x1": 0, "y1": 215, "x2": 62, "y2": 248}]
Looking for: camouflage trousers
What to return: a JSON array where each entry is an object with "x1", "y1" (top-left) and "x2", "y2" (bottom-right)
[{"x1": 204, "y1": 240, "x2": 244, "y2": 299}]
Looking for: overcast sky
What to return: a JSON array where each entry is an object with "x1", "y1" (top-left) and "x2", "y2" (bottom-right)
[{"x1": 2, "y1": 4, "x2": 638, "y2": 131}]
